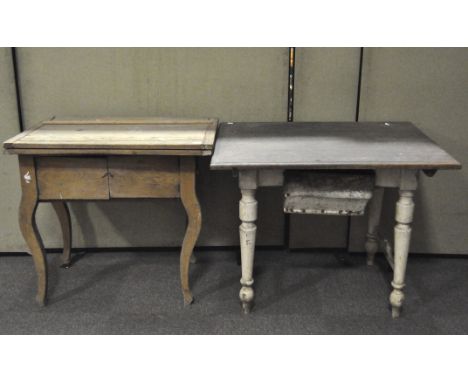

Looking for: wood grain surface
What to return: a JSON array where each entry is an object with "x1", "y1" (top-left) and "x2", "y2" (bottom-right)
[
  {"x1": 108, "y1": 156, "x2": 180, "y2": 198},
  {"x1": 18, "y1": 155, "x2": 48, "y2": 305},
  {"x1": 37, "y1": 157, "x2": 109, "y2": 200},
  {"x1": 210, "y1": 122, "x2": 461, "y2": 170},
  {"x1": 4, "y1": 148, "x2": 212, "y2": 156},
  {"x1": 4, "y1": 118, "x2": 218, "y2": 153}
]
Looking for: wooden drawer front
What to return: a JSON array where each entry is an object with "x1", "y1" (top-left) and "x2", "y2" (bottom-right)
[
  {"x1": 37, "y1": 157, "x2": 110, "y2": 200},
  {"x1": 108, "y1": 156, "x2": 180, "y2": 198}
]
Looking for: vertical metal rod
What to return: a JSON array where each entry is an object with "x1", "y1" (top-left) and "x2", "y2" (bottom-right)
[
  {"x1": 284, "y1": 47, "x2": 296, "y2": 249},
  {"x1": 11, "y1": 47, "x2": 25, "y2": 132},
  {"x1": 354, "y1": 47, "x2": 364, "y2": 122},
  {"x1": 346, "y1": 47, "x2": 365, "y2": 250},
  {"x1": 287, "y1": 47, "x2": 296, "y2": 122}
]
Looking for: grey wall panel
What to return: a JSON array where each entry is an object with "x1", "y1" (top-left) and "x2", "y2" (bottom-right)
[
  {"x1": 290, "y1": 48, "x2": 361, "y2": 248},
  {"x1": 18, "y1": 48, "x2": 288, "y2": 124},
  {"x1": 12, "y1": 48, "x2": 287, "y2": 250},
  {"x1": 349, "y1": 48, "x2": 468, "y2": 254},
  {"x1": 294, "y1": 48, "x2": 361, "y2": 121},
  {"x1": 0, "y1": 48, "x2": 25, "y2": 251}
]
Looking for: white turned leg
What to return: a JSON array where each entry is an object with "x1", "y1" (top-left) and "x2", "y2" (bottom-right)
[
  {"x1": 365, "y1": 187, "x2": 385, "y2": 265},
  {"x1": 238, "y1": 170, "x2": 258, "y2": 314},
  {"x1": 389, "y1": 189, "x2": 415, "y2": 318}
]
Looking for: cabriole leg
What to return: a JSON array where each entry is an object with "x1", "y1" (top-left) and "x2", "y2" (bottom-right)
[
  {"x1": 389, "y1": 189, "x2": 415, "y2": 318},
  {"x1": 52, "y1": 201, "x2": 72, "y2": 267},
  {"x1": 18, "y1": 156, "x2": 48, "y2": 306},
  {"x1": 179, "y1": 157, "x2": 202, "y2": 306},
  {"x1": 365, "y1": 187, "x2": 384, "y2": 265},
  {"x1": 239, "y1": 170, "x2": 257, "y2": 314}
]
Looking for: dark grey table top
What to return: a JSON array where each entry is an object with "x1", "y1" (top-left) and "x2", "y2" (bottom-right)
[{"x1": 210, "y1": 122, "x2": 461, "y2": 170}]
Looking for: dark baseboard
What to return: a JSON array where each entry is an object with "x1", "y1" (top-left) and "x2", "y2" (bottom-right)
[{"x1": 1, "y1": 246, "x2": 466, "y2": 258}]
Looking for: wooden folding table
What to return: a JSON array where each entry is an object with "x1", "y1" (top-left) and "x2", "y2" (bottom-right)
[{"x1": 4, "y1": 118, "x2": 218, "y2": 306}]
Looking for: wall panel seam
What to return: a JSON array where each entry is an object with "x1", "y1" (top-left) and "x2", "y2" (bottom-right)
[{"x1": 11, "y1": 47, "x2": 24, "y2": 132}]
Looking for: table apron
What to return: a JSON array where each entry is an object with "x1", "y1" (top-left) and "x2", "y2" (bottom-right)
[{"x1": 34, "y1": 155, "x2": 182, "y2": 201}]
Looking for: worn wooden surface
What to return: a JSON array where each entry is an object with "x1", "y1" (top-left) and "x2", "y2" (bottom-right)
[
  {"x1": 179, "y1": 157, "x2": 202, "y2": 305},
  {"x1": 51, "y1": 201, "x2": 72, "y2": 266},
  {"x1": 283, "y1": 171, "x2": 374, "y2": 216},
  {"x1": 5, "y1": 148, "x2": 212, "y2": 156},
  {"x1": 4, "y1": 118, "x2": 218, "y2": 153},
  {"x1": 210, "y1": 122, "x2": 461, "y2": 170},
  {"x1": 37, "y1": 156, "x2": 183, "y2": 200},
  {"x1": 18, "y1": 156, "x2": 48, "y2": 305},
  {"x1": 37, "y1": 157, "x2": 109, "y2": 200},
  {"x1": 108, "y1": 156, "x2": 180, "y2": 198}
]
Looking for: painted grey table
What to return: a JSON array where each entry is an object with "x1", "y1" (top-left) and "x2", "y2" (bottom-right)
[{"x1": 210, "y1": 122, "x2": 461, "y2": 317}]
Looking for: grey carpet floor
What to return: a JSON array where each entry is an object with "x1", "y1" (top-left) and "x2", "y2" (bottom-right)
[{"x1": 1, "y1": 249, "x2": 467, "y2": 334}]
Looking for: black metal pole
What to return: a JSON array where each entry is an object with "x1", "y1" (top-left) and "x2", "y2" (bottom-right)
[
  {"x1": 284, "y1": 47, "x2": 296, "y2": 249},
  {"x1": 11, "y1": 47, "x2": 24, "y2": 132},
  {"x1": 287, "y1": 47, "x2": 296, "y2": 122},
  {"x1": 355, "y1": 47, "x2": 364, "y2": 122}
]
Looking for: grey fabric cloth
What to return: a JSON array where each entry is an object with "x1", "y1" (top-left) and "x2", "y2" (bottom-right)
[{"x1": 0, "y1": 250, "x2": 467, "y2": 334}]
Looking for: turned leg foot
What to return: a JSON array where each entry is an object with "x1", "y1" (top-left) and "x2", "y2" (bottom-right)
[
  {"x1": 18, "y1": 156, "x2": 48, "y2": 306},
  {"x1": 390, "y1": 286, "x2": 404, "y2": 318},
  {"x1": 238, "y1": 171, "x2": 257, "y2": 314},
  {"x1": 389, "y1": 188, "x2": 415, "y2": 318},
  {"x1": 240, "y1": 282, "x2": 254, "y2": 314},
  {"x1": 52, "y1": 201, "x2": 72, "y2": 267},
  {"x1": 179, "y1": 158, "x2": 201, "y2": 306},
  {"x1": 365, "y1": 187, "x2": 384, "y2": 266}
]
